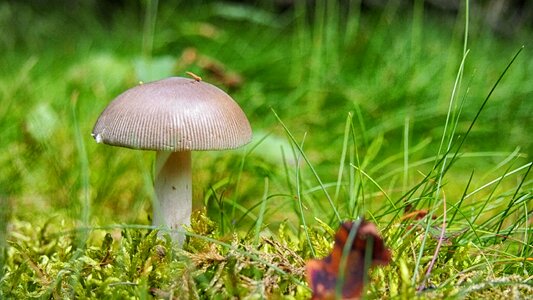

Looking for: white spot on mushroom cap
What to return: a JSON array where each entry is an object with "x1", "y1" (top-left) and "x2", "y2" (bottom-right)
[{"x1": 92, "y1": 133, "x2": 103, "y2": 143}]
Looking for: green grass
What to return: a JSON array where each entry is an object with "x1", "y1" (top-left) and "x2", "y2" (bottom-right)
[{"x1": 1, "y1": 1, "x2": 532, "y2": 298}]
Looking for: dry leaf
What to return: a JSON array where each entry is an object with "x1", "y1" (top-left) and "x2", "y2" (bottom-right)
[
  {"x1": 306, "y1": 220, "x2": 391, "y2": 300},
  {"x1": 178, "y1": 47, "x2": 243, "y2": 88}
]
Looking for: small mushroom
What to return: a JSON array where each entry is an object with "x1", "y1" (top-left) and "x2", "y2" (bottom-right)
[{"x1": 92, "y1": 76, "x2": 252, "y2": 244}]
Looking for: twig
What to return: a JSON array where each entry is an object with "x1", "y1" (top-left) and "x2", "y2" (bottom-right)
[{"x1": 418, "y1": 192, "x2": 447, "y2": 291}]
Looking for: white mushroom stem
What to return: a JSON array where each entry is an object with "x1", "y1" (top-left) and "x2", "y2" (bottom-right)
[{"x1": 154, "y1": 151, "x2": 192, "y2": 244}]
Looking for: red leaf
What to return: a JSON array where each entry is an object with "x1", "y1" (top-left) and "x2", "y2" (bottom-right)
[{"x1": 306, "y1": 220, "x2": 391, "y2": 300}]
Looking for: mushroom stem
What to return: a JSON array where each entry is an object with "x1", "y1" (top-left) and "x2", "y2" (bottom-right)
[{"x1": 154, "y1": 150, "x2": 192, "y2": 244}]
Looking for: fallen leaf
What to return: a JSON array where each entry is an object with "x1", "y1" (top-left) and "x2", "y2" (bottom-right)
[
  {"x1": 306, "y1": 220, "x2": 391, "y2": 300},
  {"x1": 178, "y1": 47, "x2": 243, "y2": 88}
]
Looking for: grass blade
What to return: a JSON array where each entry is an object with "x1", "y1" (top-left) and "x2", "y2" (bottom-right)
[{"x1": 272, "y1": 109, "x2": 342, "y2": 223}]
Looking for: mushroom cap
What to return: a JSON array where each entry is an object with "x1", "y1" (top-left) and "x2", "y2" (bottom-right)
[{"x1": 92, "y1": 77, "x2": 252, "y2": 151}]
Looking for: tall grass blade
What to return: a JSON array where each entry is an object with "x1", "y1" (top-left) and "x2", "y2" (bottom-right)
[
  {"x1": 231, "y1": 133, "x2": 270, "y2": 228},
  {"x1": 449, "y1": 170, "x2": 475, "y2": 225},
  {"x1": 464, "y1": 162, "x2": 532, "y2": 200},
  {"x1": 350, "y1": 164, "x2": 395, "y2": 210},
  {"x1": 254, "y1": 177, "x2": 269, "y2": 245},
  {"x1": 272, "y1": 109, "x2": 341, "y2": 223},
  {"x1": 142, "y1": 0, "x2": 159, "y2": 58},
  {"x1": 349, "y1": 113, "x2": 364, "y2": 217},
  {"x1": 403, "y1": 116, "x2": 410, "y2": 193},
  {"x1": 470, "y1": 164, "x2": 514, "y2": 226},
  {"x1": 413, "y1": 42, "x2": 469, "y2": 280},
  {"x1": 413, "y1": 44, "x2": 523, "y2": 284},
  {"x1": 334, "y1": 113, "x2": 353, "y2": 204},
  {"x1": 0, "y1": 195, "x2": 7, "y2": 282},
  {"x1": 70, "y1": 92, "x2": 90, "y2": 242},
  {"x1": 295, "y1": 133, "x2": 316, "y2": 257},
  {"x1": 495, "y1": 163, "x2": 532, "y2": 242},
  {"x1": 444, "y1": 46, "x2": 524, "y2": 174}
]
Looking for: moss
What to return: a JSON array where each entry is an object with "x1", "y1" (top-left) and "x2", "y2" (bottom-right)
[
  {"x1": 1, "y1": 211, "x2": 312, "y2": 299},
  {"x1": 2, "y1": 209, "x2": 532, "y2": 299}
]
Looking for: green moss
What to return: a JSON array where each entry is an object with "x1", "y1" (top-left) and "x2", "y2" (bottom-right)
[{"x1": 1, "y1": 211, "x2": 312, "y2": 298}]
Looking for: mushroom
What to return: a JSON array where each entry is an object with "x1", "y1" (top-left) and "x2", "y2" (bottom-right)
[{"x1": 92, "y1": 76, "x2": 252, "y2": 244}]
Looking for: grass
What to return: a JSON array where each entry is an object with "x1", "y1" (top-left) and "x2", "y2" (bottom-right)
[{"x1": 1, "y1": 0, "x2": 532, "y2": 298}]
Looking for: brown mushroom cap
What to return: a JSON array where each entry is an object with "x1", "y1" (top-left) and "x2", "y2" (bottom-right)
[{"x1": 92, "y1": 77, "x2": 252, "y2": 151}]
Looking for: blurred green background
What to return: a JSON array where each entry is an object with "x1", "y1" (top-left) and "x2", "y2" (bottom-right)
[{"x1": 0, "y1": 0, "x2": 531, "y2": 230}]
